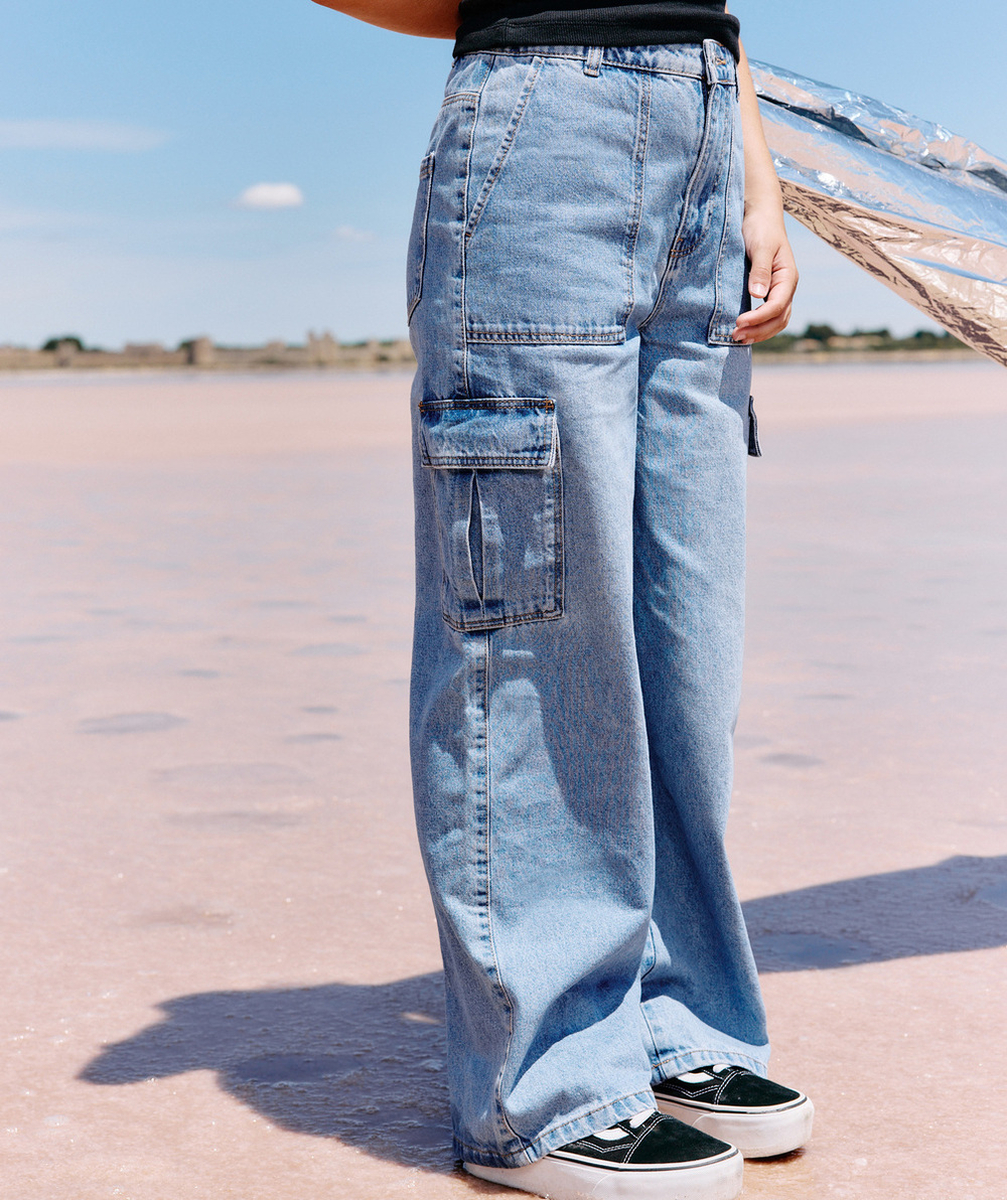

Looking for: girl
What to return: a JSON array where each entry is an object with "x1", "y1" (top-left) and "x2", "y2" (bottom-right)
[{"x1": 314, "y1": 4, "x2": 806, "y2": 1197}]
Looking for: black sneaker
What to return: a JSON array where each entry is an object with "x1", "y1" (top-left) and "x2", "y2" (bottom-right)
[
  {"x1": 653, "y1": 1064, "x2": 813, "y2": 1158},
  {"x1": 464, "y1": 1109, "x2": 742, "y2": 1200}
]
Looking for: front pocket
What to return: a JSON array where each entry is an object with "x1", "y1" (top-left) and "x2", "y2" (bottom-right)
[
  {"x1": 419, "y1": 398, "x2": 563, "y2": 632},
  {"x1": 461, "y1": 57, "x2": 643, "y2": 343},
  {"x1": 406, "y1": 153, "x2": 436, "y2": 323}
]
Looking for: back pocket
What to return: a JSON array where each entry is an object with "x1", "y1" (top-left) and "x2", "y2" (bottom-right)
[{"x1": 419, "y1": 398, "x2": 563, "y2": 632}]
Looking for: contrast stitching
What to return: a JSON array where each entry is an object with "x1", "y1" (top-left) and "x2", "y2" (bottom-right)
[
  {"x1": 618, "y1": 69, "x2": 651, "y2": 330},
  {"x1": 419, "y1": 397, "x2": 554, "y2": 410},
  {"x1": 465, "y1": 329, "x2": 626, "y2": 344},
  {"x1": 423, "y1": 456, "x2": 552, "y2": 467},
  {"x1": 444, "y1": 604, "x2": 563, "y2": 634}
]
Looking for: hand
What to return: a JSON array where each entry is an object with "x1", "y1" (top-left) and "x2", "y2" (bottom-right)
[{"x1": 733, "y1": 208, "x2": 799, "y2": 346}]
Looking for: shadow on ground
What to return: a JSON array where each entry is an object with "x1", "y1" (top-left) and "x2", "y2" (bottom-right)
[
  {"x1": 81, "y1": 972, "x2": 455, "y2": 1169},
  {"x1": 80, "y1": 855, "x2": 1007, "y2": 1169},
  {"x1": 745, "y1": 854, "x2": 1007, "y2": 970}
]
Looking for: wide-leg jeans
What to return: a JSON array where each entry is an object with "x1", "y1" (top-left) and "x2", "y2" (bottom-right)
[{"x1": 407, "y1": 40, "x2": 769, "y2": 1169}]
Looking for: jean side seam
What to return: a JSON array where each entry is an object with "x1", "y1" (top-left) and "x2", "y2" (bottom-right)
[
  {"x1": 637, "y1": 928, "x2": 664, "y2": 1067},
  {"x1": 482, "y1": 631, "x2": 523, "y2": 1146}
]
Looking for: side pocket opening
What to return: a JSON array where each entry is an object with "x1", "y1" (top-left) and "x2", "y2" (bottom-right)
[
  {"x1": 468, "y1": 474, "x2": 485, "y2": 601},
  {"x1": 419, "y1": 398, "x2": 563, "y2": 632},
  {"x1": 747, "y1": 394, "x2": 762, "y2": 458},
  {"x1": 406, "y1": 153, "x2": 436, "y2": 323}
]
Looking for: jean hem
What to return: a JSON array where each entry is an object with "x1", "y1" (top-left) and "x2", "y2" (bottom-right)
[
  {"x1": 651, "y1": 1046, "x2": 771, "y2": 1083},
  {"x1": 454, "y1": 1088, "x2": 657, "y2": 1168}
]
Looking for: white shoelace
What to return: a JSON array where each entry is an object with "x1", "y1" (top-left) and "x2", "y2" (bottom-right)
[
  {"x1": 675, "y1": 1063, "x2": 733, "y2": 1084},
  {"x1": 592, "y1": 1108, "x2": 656, "y2": 1141}
]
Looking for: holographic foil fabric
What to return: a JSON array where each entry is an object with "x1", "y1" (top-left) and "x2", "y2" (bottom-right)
[{"x1": 751, "y1": 61, "x2": 1007, "y2": 366}]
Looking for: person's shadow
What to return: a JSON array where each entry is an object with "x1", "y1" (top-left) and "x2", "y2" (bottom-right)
[
  {"x1": 745, "y1": 853, "x2": 1007, "y2": 970},
  {"x1": 81, "y1": 971, "x2": 457, "y2": 1170},
  {"x1": 80, "y1": 854, "x2": 1007, "y2": 1171}
]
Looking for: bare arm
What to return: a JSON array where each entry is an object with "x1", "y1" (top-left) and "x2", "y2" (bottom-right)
[
  {"x1": 309, "y1": 0, "x2": 459, "y2": 39},
  {"x1": 733, "y1": 38, "x2": 799, "y2": 343}
]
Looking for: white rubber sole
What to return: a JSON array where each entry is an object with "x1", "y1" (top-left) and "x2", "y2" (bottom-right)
[
  {"x1": 464, "y1": 1147, "x2": 743, "y2": 1200},
  {"x1": 654, "y1": 1095, "x2": 814, "y2": 1159}
]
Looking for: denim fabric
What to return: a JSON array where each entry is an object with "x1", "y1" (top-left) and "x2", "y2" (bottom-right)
[{"x1": 407, "y1": 40, "x2": 769, "y2": 1170}]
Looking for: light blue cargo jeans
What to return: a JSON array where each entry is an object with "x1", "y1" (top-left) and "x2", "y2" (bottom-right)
[{"x1": 407, "y1": 40, "x2": 769, "y2": 1169}]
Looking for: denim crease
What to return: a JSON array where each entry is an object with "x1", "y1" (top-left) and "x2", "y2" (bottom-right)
[{"x1": 408, "y1": 41, "x2": 769, "y2": 1169}]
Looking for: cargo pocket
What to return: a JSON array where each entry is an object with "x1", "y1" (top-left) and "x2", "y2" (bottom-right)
[
  {"x1": 406, "y1": 153, "x2": 435, "y2": 323},
  {"x1": 419, "y1": 398, "x2": 563, "y2": 632}
]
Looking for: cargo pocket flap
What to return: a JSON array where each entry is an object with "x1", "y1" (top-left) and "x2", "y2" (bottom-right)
[{"x1": 419, "y1": 398, "x2": 556, "y2": 469}]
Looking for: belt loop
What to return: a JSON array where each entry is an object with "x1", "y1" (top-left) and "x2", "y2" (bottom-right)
[
  {"x1": 702, "y1": 38, "x2": 730, "y2": 86},
  {"x1": 584, "y1": 45, "x2": 603, "y2": 77}
]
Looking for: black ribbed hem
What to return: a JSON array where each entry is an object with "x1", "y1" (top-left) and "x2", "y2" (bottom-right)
[{"x1": 454, "y1": 8, "x2": 740, "y2": 60}]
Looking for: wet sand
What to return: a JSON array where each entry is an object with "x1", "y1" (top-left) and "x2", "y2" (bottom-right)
[{"x1": 2, "y1": 363, "x2": 1006, "y2": 1199}]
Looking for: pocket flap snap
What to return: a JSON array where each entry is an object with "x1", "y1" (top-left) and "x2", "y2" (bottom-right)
[{"x1": 419, "y1": 398, "x2": 556, "y2": 469}]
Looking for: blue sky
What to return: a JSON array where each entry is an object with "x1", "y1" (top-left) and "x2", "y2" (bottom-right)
[{"x1": 2, "y1": 0, "x2": 1005, "y2": 347}]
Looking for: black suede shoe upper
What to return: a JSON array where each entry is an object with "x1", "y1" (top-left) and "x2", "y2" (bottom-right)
[
  {"x1": 654, "y1": 1065, "x2": 803, "y2": 1111},
  {"x1": 554, "y1": 1111, "x2": 735, "y2": 1167}
]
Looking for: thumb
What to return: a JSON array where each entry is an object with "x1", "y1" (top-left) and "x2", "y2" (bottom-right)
[{"x1": 748, "y1": 244, "x2": 773, "y2": 300}]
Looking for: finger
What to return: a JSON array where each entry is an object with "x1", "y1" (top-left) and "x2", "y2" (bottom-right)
[
  {"x1": 733, "y1": 305, "x2": 792, "y2": 345},
  {"x1": 734, "y1": 293, "x2": 788, "y2": 336},
  {"x1": 749, "y1": 307, "x2": 793, "y2": 344}
]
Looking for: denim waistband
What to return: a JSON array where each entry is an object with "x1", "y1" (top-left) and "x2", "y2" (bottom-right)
[{"x1": 466, "y1": 40, "x2": 736, "y2": 85}]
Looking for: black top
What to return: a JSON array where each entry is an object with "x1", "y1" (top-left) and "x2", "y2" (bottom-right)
[{"x1": 454, "y1": 2, "x2": 740, "y2": 61}]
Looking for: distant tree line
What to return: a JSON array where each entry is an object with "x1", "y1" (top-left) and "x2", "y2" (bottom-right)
[{"x1": 754, "y1": 324, "x2": 969, "y2": 354}]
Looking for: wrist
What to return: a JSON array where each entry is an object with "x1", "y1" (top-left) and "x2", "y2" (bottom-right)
[{"x1": 743, "y1": 196, "x2": 785, "y2": 226}]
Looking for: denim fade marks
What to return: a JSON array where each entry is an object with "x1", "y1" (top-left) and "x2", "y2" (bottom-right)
[{"x1": 408, "y1": 41, "x2": 769, "y2": 1169}]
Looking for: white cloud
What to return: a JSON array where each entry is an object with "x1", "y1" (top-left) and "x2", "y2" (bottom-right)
[
  {"x1": 334, "y1": 225, "x2": 377, "y2": 242},
  {"x1": 234, "y1": 182, "x2": 304, "y2": 210},
  {"x1": 0, "y1": 119, "x2": 169, "y2": 152}
]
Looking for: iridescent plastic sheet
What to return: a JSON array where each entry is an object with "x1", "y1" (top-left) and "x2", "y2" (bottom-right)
[{"x1": 751, "y1": 62, "x2": 1007, "y2": 366}]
